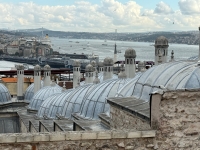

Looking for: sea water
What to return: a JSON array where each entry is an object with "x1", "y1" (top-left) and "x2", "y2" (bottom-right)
[{"x1": 0, "y1": 38, "x2": 198, "y2": 70}]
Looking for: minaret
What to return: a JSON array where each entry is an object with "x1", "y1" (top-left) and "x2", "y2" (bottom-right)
[
  {"x1": 34, "y1": 65, "x2": 41, "y2": 94},
  {"x1": 93, "y1": 70, "x2": 100, "y2": 84},
  {"x1": 16, "y1": 64, "x2": 24, "y2": 100},
  {"x1": 103, "y1": 57, "x2": 114, "y2": 81},
  {"x1": 154, "y1": 36, "x2": 169, "y2": 65},
  {"x1": 98, "y1": 62, "x2": 104, "y2": 72},
  {"x1": 124, "y1": 48, "x2": 136, "y2": 78},
  {"x1": 73, "y1": 60, "x2": 80, "y2": 88},
  {"x1": 118, "y1": 63, "x2": 127, "y2": 79},
  {"x1": 43, "y1": 65, "x2": 51, "y2": 87},
  {"x1": 114, "y1": 43, "x2": 117, "y2": 63},
  {"x1": 199, "y1": 26, "x2": 200, "y2": 59},
  {"x1": 85, "y1": 64, "x2": 94, "y2": 84}
]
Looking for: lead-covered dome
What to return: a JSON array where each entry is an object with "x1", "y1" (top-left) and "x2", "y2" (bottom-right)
[
  {"x1": 34, "y1": 65, "x2": 41, "y2": 70},
  {"x1": 44, "y1": 64, "x2": 51, "y2": 71},
  {"x1": 155, "y1": 36, "x2": 168, "y2": 46},
  {"x1": 85, "y1": 64, "x2": 94, "y2": 72},
  {"x1": 28, "y1": 83, "x2": 62, "y2": 111},
  {"x1": 24, "y1": 81, "x2": 43, "y2": 101},
  {"x1": 124, "y1": 48, "x2": 136, "y2": 58},
  {"x1": 73, "y1": 60, "x2": 81, "y2": 67},
  {"x1": 0, "y1": 83, "x2": 11, "y2": 103},
  {"x1": 131, "y1": 61, "x2": 200, "y2": 101},
  {"x1": 91, "y1": 61, "x2": 96, "y2": 67},
  {"x1": 37, "y1": 84, "x2": 95, "y2": 119},
  {"x1": 103, "y1": 57, "x2": 113, "y2": 66},
  {"x1": 77, "y1": 78, "x2": 131, "y2": 120}
]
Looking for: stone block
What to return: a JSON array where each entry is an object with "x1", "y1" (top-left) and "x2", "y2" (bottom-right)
[
  {"x1": 0, "y1": 134, "x2": 16, "y2": 143},
  {"x1": 66, "y1": 132, "x2": 82, "y2": 140},
  {"x1": 81, "y1": 132, "x2": 97, "y2": 140},
  {"x1": 127, "y1": 131, "x2": 141, "y2": 138},
  {"x1": 16, "y1": 134, "x2": 33, "y2": 143},
  {"x1": 97, "y1": 131, "x2": 111, "y2": 139},
  {"x1": 141, "y1": 130, "x2": 156, "y2": 137},
  {"x1": 49, "y1": 132, "x2": 65, "y2": 141},
  {"x1": 34, "y1": 133, "x2": 50, "y2": 142},
  {"x1": 112, "y1": 131, "x2": 126, "y2": 139}
]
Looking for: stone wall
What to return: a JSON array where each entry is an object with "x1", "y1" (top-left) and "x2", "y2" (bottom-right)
[
  {"x1": 110, "y1": 105, "x2": 151, "y2": 130},
  {"x1": 155, "y1": 90, "x2": 200, "y2": 149},
  {"x1": 0, "y1": 130, "x2": 156, "y2": 150}
]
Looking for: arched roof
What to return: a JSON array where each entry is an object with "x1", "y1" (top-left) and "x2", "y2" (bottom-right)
[
  {"x1": 0, "y1": 83, "x2": 11, "y2": 103},
  {"x1": 28, "y1": 83, "x2": 62, "y2": 111},
  {"x1": 78, "y1": 78, "x2": 131, "y2": 120},
  {"x1": 24, "y1": 81, "x2": 43, "y2": 101},
  {"x1": 131, "y1": 61, "x2": 200, "y2": 101}
]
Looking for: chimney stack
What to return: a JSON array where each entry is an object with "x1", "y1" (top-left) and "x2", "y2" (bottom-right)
[
  {"x1": 34, "y1": 65, "x2": 41, "y2": 94},
  {"x1": 43, "y1": 65, "x2": 51, "y2": 87},
  {"x1": 16, "y1": 64, "x2": 24, "y2": 100}
]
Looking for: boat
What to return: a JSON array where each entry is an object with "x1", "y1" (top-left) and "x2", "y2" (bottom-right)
[{"x1": 102, "y1": 43, "x2": 107, "y2": 46}]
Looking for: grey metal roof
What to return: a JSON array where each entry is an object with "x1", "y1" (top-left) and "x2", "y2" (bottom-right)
[
  {"x1": 28, "y1": 83, "x2": 62, "y2": 111},
  {"x1": 78, "y1": 78, "x2": 131, "y2": 120},
  {"x1": 0, "y1": 83, "x2": 11, "y2": 103},
  {"x1": 130, "y1": 61, "x2": 200, "y2": 101},
  {"x1": 37, "y1": 84, "x2": 95, "y2": 119},
  {"x1": 24, "y1": 81, "x2": 43, "y2": 101}
]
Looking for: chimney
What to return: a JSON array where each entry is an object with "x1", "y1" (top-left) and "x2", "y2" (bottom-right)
[
  {"x1": 124, "y1": 48, "x2": 136, "y2": 78},
  {"x1": 34, "y1": 65, "x2": 41, "y2": 94},
  {"x1": 73, "y1": 60, "x2": 80, "y2": 88},
  {"x1": 43, "y1": 65, "x2": 51, "y2": 87},
  {"x1": 85, "y1": 64, "x2": 94, "y2": 84},
  {"x1": 103, "y1": 57, "x2": 114, "y2": 81},
  {"x1": 16, "y1": 64, "x2": 24, "y2": 100}
]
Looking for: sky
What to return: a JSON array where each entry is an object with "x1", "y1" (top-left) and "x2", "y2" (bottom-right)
[{"x1": 0, "y1": 0, "x2": 200, "y2": 32}]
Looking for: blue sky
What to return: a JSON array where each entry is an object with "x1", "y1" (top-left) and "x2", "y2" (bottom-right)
[{"x1": 0, "y1": 0, "x2": 199, "y2": 32}]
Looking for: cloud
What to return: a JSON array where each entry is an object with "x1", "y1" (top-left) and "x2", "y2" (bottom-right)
[
  {"x1": 0, "y1": 0, "x2": 199, "y2": 32},
  {"x1": 179, "y1": 0, "x2": 200, "y2": 15},
  {"x1": 154, "y1": 1, "x2": 174, "y2": 14}
]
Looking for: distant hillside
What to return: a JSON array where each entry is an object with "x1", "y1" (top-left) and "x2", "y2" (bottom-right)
[{"x1": 0, "y1": 28, "x2": 199, "y2": 45}]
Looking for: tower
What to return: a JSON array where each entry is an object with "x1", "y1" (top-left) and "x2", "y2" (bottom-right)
[
  {"x1": 154, "y1": 36, "x2": 169, "y2": 65},
  {"x1": 114, "y1": 43, "x2": 117, "y2": 63},
  {"x1": 118, "y1": 63, "x2": 127, "y2": 79},
  {"x1": 103, "y1": 57, "x2": 114, "y2": 81},
  {"x1": 98, "y1": 62, "x2": 104, "y2": 73},
  {"x1": 34, "y1": 65, "x2": 41, "y2": 94},
  {"x1": 43, "y1": 65, "x2": 51, "y2": 87},
  {"x1": 124, "y1": 48, "x2": 136, "y2": 78},
  {"x1": 16, "y1": 64, "x2": 24, "y2": 100},
  {"x1": 85, "y1": 64, "x2": 94, "y2": 84},
  {"x1": 93, "y1": 70, "x2": 100, "y2": 84},
  {"x1": 138, "y1": 61, "x2": 145, "y2": 72},
  {"x1": 73, "y1": 60, "x2": 80, "y2": 88}
]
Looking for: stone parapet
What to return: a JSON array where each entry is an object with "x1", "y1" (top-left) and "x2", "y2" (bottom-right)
[{"x1": 0, "y1": 130, "x2": 156, "y2": 144}]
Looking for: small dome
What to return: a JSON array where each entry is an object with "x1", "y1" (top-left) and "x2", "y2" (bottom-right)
[
  {"x1": 85, "y1": 64, "x2": 94, "y2": 72},
  {"x1": 73, "y1": 60, "x2": 81, "y2": 67},
  {"x1": 34, "y1": 65, "x2": 41, "y2": 71},
  {"x1": 43, "y1": 65, "x2": 51, "y2": 71},
  {"x1": 103, "y1": 57, "x2": 113, "y2": 66},
  {"x1": 155, "y1": 36, "x2": 168, "y2": 46},
  {"x1": 0, "y1": 83, "x2": 11, "y2": 103},
  {"x1": 98, "y1": 62, "x2": 104, "y2": 67},
  {"x1": 28, "y1": 84, "x2": 62, "y2": 111},
  {"x1": 138, "y1": 61, "x2": 145, "y2": 68},
  {"x1": 91, "y1": 61, "x2": 96, "y2": 67},
  {"x1": 24, "y1": 81, "x2": 44, "y2": 101},
  {"x1": 16, "y1": 64, "x2": 24, "y2": 70},
  {"x1": 124, "y1": 48, "x2": 136, "y2": 58}
]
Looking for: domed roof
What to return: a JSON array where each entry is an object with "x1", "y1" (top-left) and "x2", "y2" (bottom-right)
[
  {"x1": 77, "y1": 78, "x2": 131, "y2": 120},
  {"x1": 103, "y1": 57, "x2": 113, "y2": 66},
  {"x1": 91, "y1": 61, "x2": 96, "y2": 67},
  {"x1": 155, "y1": 36, "x2": 168, "y2": 46},
  {"x1": 98, "y1": 62, "x2": 104, "y2": 67},
  {"x1": 24, "y1": 81, "x2": 43, "y2": 101},
  {"x1": 43, "y1": 65, "x2": 51, "y2": 71},
  {"x1": 28, "y1": 83, "x2": 62, "y2": 111},
  {"x1": 34, "y1": 65, "x2": 41, "y2": 70},
  {"x1": 130, "y1": 61, "x2": 200, "y2": 101},
  {"x1": 16, "y1": 64, "x2": 24, "y2": 70},
  {"x1": 0, "y1": 83, "x2": 11, "y2": 103},
  {"x1": 37, "y1": 84, "x2": 95, "y2": 119},
  {"x1": 73, "y1": 60, "x2": 81, "y2": 67},
  {"x1": 124, "y1": 48, "x2": 136, "y2": 58},
  {"x1": 85, "y1": 64, "x2": 94, "y2": 72}
]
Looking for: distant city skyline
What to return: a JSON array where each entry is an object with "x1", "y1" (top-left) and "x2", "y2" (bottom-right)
[{"x1": 0, "y1": 0, "x2": 200, "y2": 32}]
